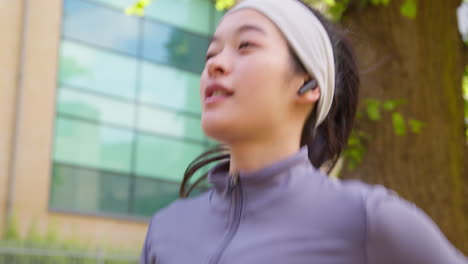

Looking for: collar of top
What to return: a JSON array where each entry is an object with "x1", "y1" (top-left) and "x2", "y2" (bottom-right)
[{"x1": 207, "y1": 146, "x2": 321, "y2": 202}]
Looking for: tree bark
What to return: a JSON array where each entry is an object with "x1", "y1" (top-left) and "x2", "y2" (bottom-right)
[{"x1": 342, "y1": 0, "x2": 468, "y2": 253}]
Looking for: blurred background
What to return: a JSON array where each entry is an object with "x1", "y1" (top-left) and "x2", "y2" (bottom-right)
[{"x1": 0, "y1": 0, "x2": 467, "y2": 262}]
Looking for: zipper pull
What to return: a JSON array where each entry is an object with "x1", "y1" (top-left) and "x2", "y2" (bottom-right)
[{"x1": 226, "y1": 172, "x2": 239, "y2": 196}]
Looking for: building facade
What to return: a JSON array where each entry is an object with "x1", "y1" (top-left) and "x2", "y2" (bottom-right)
[{"x1": 0, "y1": 0, "x2": 221, "y2": 250}]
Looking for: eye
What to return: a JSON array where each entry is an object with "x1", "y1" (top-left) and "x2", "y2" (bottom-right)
[{"x1": 239, "y1": 41, "x2": 253, "y2": 49}]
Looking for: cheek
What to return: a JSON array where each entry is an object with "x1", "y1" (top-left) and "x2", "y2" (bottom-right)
[
  {"x1": 235, "y1": 54, "x2": 291, "y2": 107},
  {"x1": 199, "y1": 70, "x2": 208, "y2": 99}
]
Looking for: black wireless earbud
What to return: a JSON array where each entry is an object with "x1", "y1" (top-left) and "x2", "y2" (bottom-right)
[{"x1": 297, "y1": 79, "x2": 318, "y2": 95}]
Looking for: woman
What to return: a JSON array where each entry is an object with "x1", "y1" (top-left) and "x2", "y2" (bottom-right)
[{"x1": 140, "y1": 0, "x2": 468, "y2": 263}]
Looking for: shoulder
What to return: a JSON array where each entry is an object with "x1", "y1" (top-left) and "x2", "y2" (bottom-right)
[
  {"x1": 331, "y1": 179, "x2": 467, "y2": 263},
  {"x1": 148, "y1": 190, "x2": 211, "y2": 230},
  {"x1": 317, "y1": 177, "x2": 391, "y2": 209},
  {"x1": 354, "y1": 181, "x2": 468, "y2": 264}
]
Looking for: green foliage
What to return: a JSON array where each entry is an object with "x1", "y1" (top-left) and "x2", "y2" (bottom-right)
[
  {"x1": 215, "y1": 0, "x2": 235, "y2": 11},
  {"x1": 364, "y1": 98, "x2": 381, "y2": 121},
  {"x1": 400, "y1": 0, "x2": 417, "y2": 18},
  {"x1": 125, "y1": 0, "x2": 152, "y2": 16},
  {"x1": 343, "y1": 130, "x2": 369, "y2": 170},
  {"x1": 408, "y1": 119, "x2": 425, "y2": 134},
  {"x1": 25, "y1": 219, "x2": 42, "y2": 246},
  {"x1": 343, "y1": 98, "x2": 425, "y2": 170},
  {"x1": 368, "y1": 0, "x2": 390, "y2": 6},
  {"x1": 391, "y1": 112, "x2": 406, "y2": 136},
  {"x1": 382, "y1": 99, "x2": 405, "y2": 111},
  {"x1": 358, "y1": 0, "x2": 417, "y2": 19},
  {"x1": 125, "y1": 0, "x2": 418, "y2": 21},
  {"x1": 302, "y1": 0, "x2": 418, "y2": 21},
  {"x1": 1, "y1": 216, "x2": 138, "y2": 264},
  {"x1": 363, "y1": 98, "x2": 423, "y2": 136},
  {"x1": 3, "y1": 212, "x2": 20, "y2": 241},
  {"x1": 45, "y1": 219, "x2": 59, "y2": 245}
]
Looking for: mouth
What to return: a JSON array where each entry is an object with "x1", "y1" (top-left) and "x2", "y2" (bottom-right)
[{"x1": 204, "y1": 83, "x2": 234, "y2": 105}]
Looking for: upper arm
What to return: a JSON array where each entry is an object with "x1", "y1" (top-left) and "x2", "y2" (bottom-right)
[
  {"x1": 365, "y1": 187, "x2": 468, "y2": 264},
  {"x1": 140, "y1": 218, "x2": 155, "y2": 264}
]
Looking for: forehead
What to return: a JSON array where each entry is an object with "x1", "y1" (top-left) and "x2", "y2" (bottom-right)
[{"x1": 213, "y1": 8, "x2": 280, "y2": 38}]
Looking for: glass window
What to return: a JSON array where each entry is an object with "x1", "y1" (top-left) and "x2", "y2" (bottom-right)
[
  {"x1": 135, "y1": 134, "x2": 205, "y2": 181},
  {"x1": 57, "y1": 87, "x2": 135, "y2": 127},
  {"x1": 53, "y1": 117, "x2": 134, "y2": 173},
  {"x1": 52, "y1": 0, "x2": 217, "y2": 218},
  {"x1": 138, "y1": 106, "x2": 204, "y2": 141},
  {"x1": 142, "y1": 21, "x2": 209, "y2": 74},
  {"x1": 212, "y1": 9, "x2": 225, "y2": 32},
  {"x1": 64, "y1": 0, "x2": 140, "y2": 56},
  {"x1": 59, "y1": 40, "x2": 138, "y2": 100},
  {"x1": 132, "y1": 177, "x2": 180, "y2": 217},
  {"x1": 86, "y1": 0, "x2": 133, "y2": 9},
  {"x1": 140, "y1": 62, "x2": 202, "y2": 114},
  {"x1": 145, "y1": 0, "x2": 211, "y2": 35},
  {"x1": 50, "y1": 164, "x2": 130, "y2": 215}
]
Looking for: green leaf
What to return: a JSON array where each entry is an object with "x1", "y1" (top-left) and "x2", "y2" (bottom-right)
[
  {"x1": 348, "y1": 137, "x2": 360, "y2": 147},
  {"x1": 408, "y1": 119, "x2": 425, "y2": 134},
  {"x1": 400, "y1": 0, "x2": 417, "y2": 19},
  {"x1": 365, "y1": 99, "x2": 381, "y2": 121},
  {"x1": 382, "y1": 100, "x2": 397, "y2": 111},
  {"x1": 383, "y1": 99, "x2": 406, "y2": 111},
  {"x1": 323, "y1": 0, "x2": 336, "y2": 6},
  {"x1": 326, "y1": 0, "x2": 350, "y2": 21},
  {"x1": 392, "y1": 112, "x2": 406, "y2": 136},
  {"x1": 125, "y1": 0, "x2": 152, "y2": 16},
  {"x1": 369, "y1": 0, "x2": 390, "y2": 6},
  {"x1": 215, "y1": 0, "x2": 236, "y2": 11}
]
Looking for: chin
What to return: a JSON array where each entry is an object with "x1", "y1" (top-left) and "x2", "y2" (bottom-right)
[
  {"x1": 201, "y1": 116, "x2": 239, "y2": 143},
  {"x1": 202, "y1": 119, "x2": 229, "y2": 142}
]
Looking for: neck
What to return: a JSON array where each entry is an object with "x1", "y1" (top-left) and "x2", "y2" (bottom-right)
[{"x1": 227, "y1": 132, "x2": 302, "y2": 175}]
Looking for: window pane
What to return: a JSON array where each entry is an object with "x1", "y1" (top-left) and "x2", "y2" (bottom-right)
[
  {"x1": 212, "y1": 9, "x2": 225, "y2": 32},
  {"x1": 138, "y1": 106, "x2": 204, "y2": 142},
  {"x1": 143, "y1": 21, "x2": 209, "y2": 74},
  {"x1": 132, "y1": 177, "x2": 180, "y2": 216},
  {"x1": 145, "y1": 0, "x2": 211, "y2": 35},
  {"x1": 140, "y1": 62, "x2": 201, "y2": 114},
  {"x1": 86, "y1": 0, "x2": 134, "y2": 9},
  {"x1": 63, "y1": 0, "x2": 139, "y2": 56},
  {"x1": 57, "y1": 87, "x2": 135, "y2": 127},
  {"x1": 50, "y1": 164, "x2": 130, "y2": 215},
  {"x1": 135, "y1": 134, "x2": 204, "y2": 180},
  {"x1": 53, "y1": 117, "x2": 134, "y2": 172},
  {"x1": 59, "y1": 40, "x2": 138, "y2": 100}
]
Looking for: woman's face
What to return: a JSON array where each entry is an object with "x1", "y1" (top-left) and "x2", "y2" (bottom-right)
[{"x1": 200, "y1": 9, "x2": 312, "y2": 144}]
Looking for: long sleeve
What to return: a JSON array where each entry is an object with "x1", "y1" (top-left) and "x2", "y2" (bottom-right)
[
  {"x1": 140, "y1": 219, "x2": 154, "y2": 264},
  {"x1": 365, "y1": 187, "x2": 468, "y2": 264}
]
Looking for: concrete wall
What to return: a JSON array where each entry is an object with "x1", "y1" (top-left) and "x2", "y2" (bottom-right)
[
  {"x1": 0, "y1": 0, "x2": 23, "y2": 237},
  {"x1": 0, "y1": 0, "x2": 148, "y2": 251}
]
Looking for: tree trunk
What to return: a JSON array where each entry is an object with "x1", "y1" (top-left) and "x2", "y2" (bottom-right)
[{"x1": 342, "y1": 0, "x2": 468, "y2": 253}]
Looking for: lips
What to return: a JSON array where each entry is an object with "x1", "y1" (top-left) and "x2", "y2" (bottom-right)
[{"x1": 204, "y1": 83, "x2": 234, "y2": 105}]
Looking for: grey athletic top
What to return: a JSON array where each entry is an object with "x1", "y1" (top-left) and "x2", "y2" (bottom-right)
[{"x1": 140, "y1": 147, "x2": 467, "y2": 264}]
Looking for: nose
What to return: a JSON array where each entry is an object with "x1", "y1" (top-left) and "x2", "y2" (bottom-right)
[{"x1": 206, "y1": 52, "x2": 231, "y2": 78}]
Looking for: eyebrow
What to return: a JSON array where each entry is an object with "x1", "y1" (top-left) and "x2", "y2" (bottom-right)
[{"x1": 209, "y1": 24, "x2": 267, "y2": 45}]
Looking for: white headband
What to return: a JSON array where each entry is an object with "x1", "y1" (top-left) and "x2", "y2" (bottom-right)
[{"x1": 227, "y1": 0, "x2": 335, "y2": 128}]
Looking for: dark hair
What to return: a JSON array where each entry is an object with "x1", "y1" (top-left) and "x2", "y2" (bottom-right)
[{"x1": 179, "y1": 1, "x2": 359, "y2": 198}]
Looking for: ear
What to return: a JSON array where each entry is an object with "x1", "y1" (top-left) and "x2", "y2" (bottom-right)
[{"x1": 296, "y1": 79, "x2": 320, "y2": 105}]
